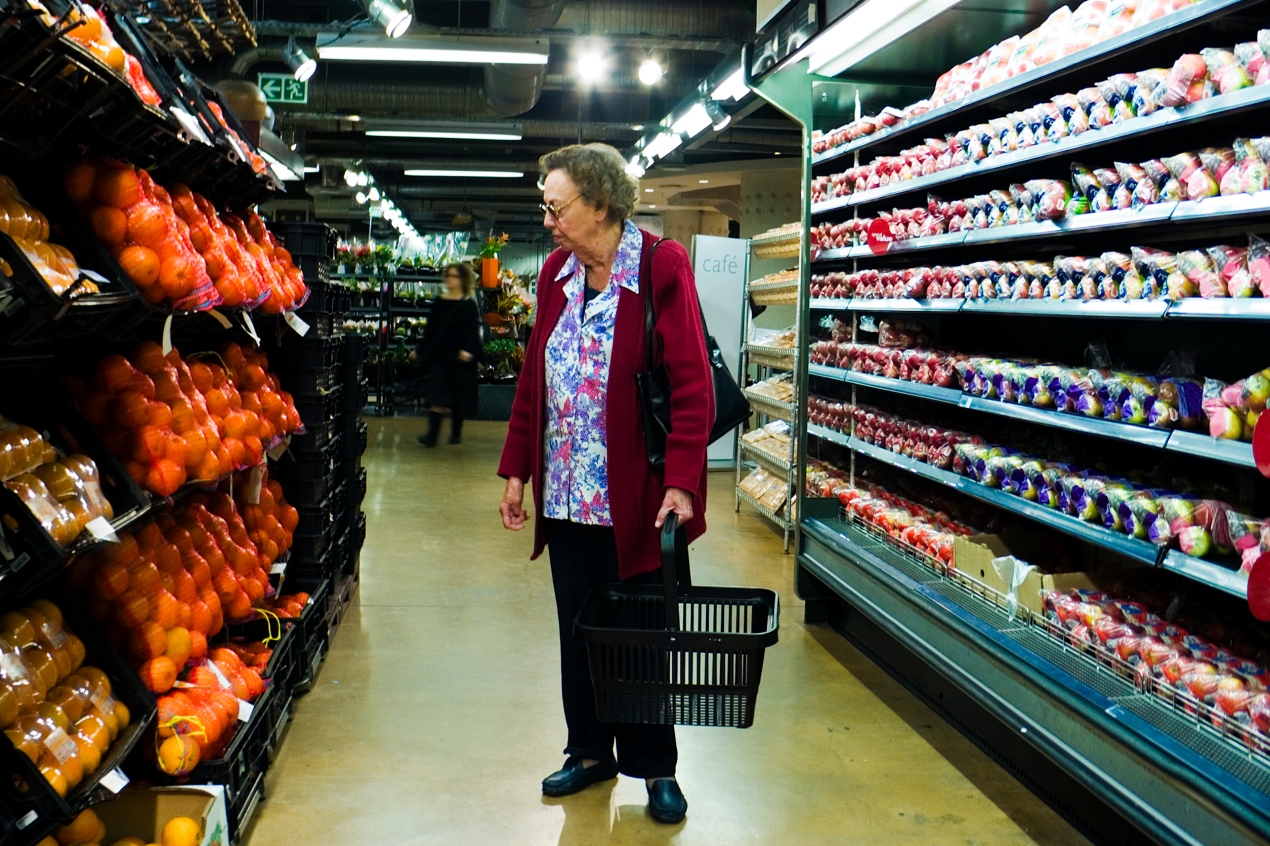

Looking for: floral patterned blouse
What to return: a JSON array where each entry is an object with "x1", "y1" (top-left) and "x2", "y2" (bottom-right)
[{"x1": 542, "y1": 220, "x2": 644, "y2": 525}]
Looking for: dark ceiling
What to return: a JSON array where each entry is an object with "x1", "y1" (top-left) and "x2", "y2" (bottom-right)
[{"x1": 213, "y1": 0, "x2": 803, "y2": 241}]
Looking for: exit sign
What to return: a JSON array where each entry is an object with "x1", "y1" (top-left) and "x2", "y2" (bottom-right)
[{"x1": 258, "y1": 73, "x2": 308, "y2": 104}]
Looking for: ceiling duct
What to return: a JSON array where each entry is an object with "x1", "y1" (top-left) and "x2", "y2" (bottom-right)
[{"x1": 483, "y1": 0, "x2": 568, "y2": 116}]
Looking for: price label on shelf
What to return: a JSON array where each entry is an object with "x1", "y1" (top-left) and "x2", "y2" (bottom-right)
[
  {"x1": 161, "y1": 313, "x2": 174, "y2": 355},
  {"x1": 99, "y1": 768, "x2": 129, "y2": 793},
  {"x1": 85, "y1": 516, "x2": 119, "y2": 542},
  {"x1": 958, "y1": 395, "x2": 973, "y2": 409},
  {"x1": 267, "y1": 437, "x2": 290, "y2": 461},
  {"x1": 284, "y1": 311, "x2": 310, "y2": 337},
  {"x1": 237, "y1": 698, "x2": 254, "y2": 722},
  {"x1": 271, "y1": 559, "x2": 288, "y2": 576},
  {"x1": 80, "y1": 269, "x2": 110, "y2": 286}
]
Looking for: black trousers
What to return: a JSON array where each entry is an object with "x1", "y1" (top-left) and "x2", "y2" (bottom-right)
[{"x1": 544, "y1": 518, "x2": 678, "y2": 779}]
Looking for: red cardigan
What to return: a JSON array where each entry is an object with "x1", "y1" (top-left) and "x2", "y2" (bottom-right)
[{"x1": 498, "y1": 230, "x2": 714, "y2": 580}]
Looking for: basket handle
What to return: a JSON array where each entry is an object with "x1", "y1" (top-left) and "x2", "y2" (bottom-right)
[{"x1": 660, "y1": 512, "x2": 692, "y2": 631}]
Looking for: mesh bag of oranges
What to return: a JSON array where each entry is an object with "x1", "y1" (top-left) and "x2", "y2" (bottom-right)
[
  {"x1": 152, "y1": 646, "x2": 267, "y2": 775},
  {"x1": 0, "y1": 174, "x2": 95, "y2": 298},
  {"x1": 0, "y1": 600, "x2": 131, "y2": 798},
  {"x1": 39, "y1": 2, "x2": 163, "y2": 107},
  {"x1": 64, "y1": 160, "x2": 220, "y2": 311},
  {"x1": 69, "y1": 341, "x2": 303, "y2": 497},
  {"x1": 224, "y1": 212, "x2": 309, "y2": 314},
  {"x1": 168, "y1": 185, "x2": 270, "y2": 309}
]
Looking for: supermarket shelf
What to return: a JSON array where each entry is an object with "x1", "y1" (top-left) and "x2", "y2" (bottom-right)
[
  {"x1": 743, "y1": 389, "x2": 796, "y2": 422},
  {"x1": 1166, "y1": 298, "x2": 1270, "y2": 320},
  {"x1": 746, "y1": 344, "x2": 796, "y2": 370},
  {"x1": 807, "y1": 423, "x2": 851, "y2": 449},
  {"x1": 958, "y1": 395, "x2": 1172, "y2": 448},
  {"x1": 739, "y1": 440, "x2": 793, "y2": 475},
  {"x1": 1160, "y1": 550, "x2": 1248, "y2": 599},
  {"x1": 809, "y1": 368, "x2": 1259, "y2": 466},
  {"x1": 848, "y1": 298, "x2": 965, "y2": 313},
  {"x1": 798, "y1": 512, "x2": 1270, "y2": 845},
  {"x1": 847, "y1": 435, "x2": 1162, "y2": 565},
  {"x1": 1165, "y1": 430, "x2": 1256, "y2": 468},
  {"x1": 813, "y1": 247, "x2": 854, "y2": 262},
  {"x1": 962, "y1": 299, "x2": 1172, "y2": 318},
  {"x1": 736, "y1": 487, "x2": 793, "y2": 530},
  {"x1": 812, "y1": 85, "x2": 1270, "y2": 213},
  {"x1": 808, "y1": 0, "x2": 1256, "y2": 167},
  {"x1": 809, "y1": 365, "x2": 964, "y2": 405},
  {"x1": 809, "y1": 298, "x2": 854, "y2": 310}
]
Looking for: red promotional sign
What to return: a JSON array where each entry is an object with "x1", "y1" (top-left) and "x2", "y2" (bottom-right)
[
  {"x1": 1247, "y1": 552, "x2": 1270, "y2": 621},
  {"x1": 1253, "y1": 414, "x2": 1270, "y2": 479},
  {"x1": 866, "y1": 218, "x2": 894, "y2": 255}
]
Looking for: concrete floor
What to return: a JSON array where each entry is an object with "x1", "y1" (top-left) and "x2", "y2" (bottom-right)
[{"x1": 245, "y1": 417, "x2": 1091, "y2": 846}]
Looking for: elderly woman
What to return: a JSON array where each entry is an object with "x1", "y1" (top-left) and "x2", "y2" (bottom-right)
[{"x1": 498, "y1": 144, "x2": 713, "y2": 824}]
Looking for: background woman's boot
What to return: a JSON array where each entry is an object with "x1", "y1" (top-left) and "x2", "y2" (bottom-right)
[
  {"x1": 418, "y1": 411, "x2": 443, "y2": 447},
  {"x1": 448, "y1": 411, "x2": 464, "y2": 445}
]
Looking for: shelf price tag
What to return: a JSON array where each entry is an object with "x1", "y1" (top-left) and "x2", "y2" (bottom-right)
[
  {"x1": 99, "y1": 768, "x2": 129, "y2": 794},
  {"x1": 267, "y1": 437, "x2": 290, "y2": 461},
  {"x1": 283, "y1": 311, "x2": 310, "y2": 336},
  {"x1": 80, "y1": 269, "x2": 110, "y2": 286},
  {"x1": 237, "y1": 698, "x2": 254, "y2": 722},
  {"x1": 958, "y1": 395, "x2": 974, "y2": 409},
  {"x1": 161, "y1": 313, "x2": 174, "y2": 355},
  {"x1": 207, "y1": 309, "x2": 234, "y2": 329},
  {"x1": 271, "y1": 559, "x2": 288, "y2": 575},
  {"x1": 85, "y1": 516, "x2": 119, "y2": 542}
]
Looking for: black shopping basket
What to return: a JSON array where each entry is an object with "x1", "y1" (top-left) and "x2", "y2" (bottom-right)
[{"x1": 575, "y1": 513, "x2": 780, "y2": 728}]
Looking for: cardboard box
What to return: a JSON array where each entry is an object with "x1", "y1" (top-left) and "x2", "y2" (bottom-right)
[
  {"x1": 954, "y1": 528, "x2": 1117, "y2": 618},
  {"x1": 92, "y1": 786, "x2": 229, "y2": 846}
]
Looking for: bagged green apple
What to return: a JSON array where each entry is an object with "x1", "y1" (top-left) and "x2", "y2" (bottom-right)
[
  {"x1": 1233, "y1": 138, "x2": 1269, "y2": 193},
  {"x1": 1202, "y1": 376, "x2": 1256, "y2": 441},
  {"x1": 1234, "y1": 42, "x2": 1269, "y2": 83},
  {"x1": 1206, "y1": 245, "x2": 1255, "y2": 298},
  {"x1": 1177, "y1": 249, "x2": 1225, "y2": 298},
  {"x1": 1202, "y1": 48, "x2": 1254, "y2": 94},
  {"x1": 1248, "y1": 234, "x2": 1270, "y2": 297},
  {"x1": 1164, "y1": 151, "x2": 1219, "y2": 201}
]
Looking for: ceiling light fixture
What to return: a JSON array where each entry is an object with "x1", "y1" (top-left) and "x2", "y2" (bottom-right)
[
  {"x1": 363, "y1": 0, "x2": 412, "y2": 38},
  {"x1": 365, "y1": 129, "x2": 523, "y2": 141},
  {"x1": 403, "y1": 169, "x2": 524, "y2": 178},
  {"x1": 638, "y1": 58, "x2": 664, "y2": 86},
  {"x1": 283, "y1": 36, "x2": 317, "y2": 82},
  {"x1": 368, "y1": 187, "x2": 381, "y2": 201},
  {"x1": 303, "y1": 165, "x2": 320, "y2": 173},
  {"x1": 576, "y1": 47, "x2": 609, "y2": 84},
  {"x1": 648, "y1": 204, "x2": 656, "y2": 209},
  {"x1": 631, "y1": 124, "x2": 644, "y2": 131},
  {"x1": 355, "y1": 191, "x2": 367, "y2": 204},
  {"x1": 670, "y1": 104, "x2": 712, "y2": 138},
  {"x1": 343, "y1": 169, "x2": 358, "y2": 186},
  {"x1": 809, "y1": 0, "x2": 966, "y2": 77},
  {"x1": 317, "y1": 35, "x2": 548, "y2": 65},
  {"x1": 703, "y1": 100, "x2": 731, "y2": 132},
  {"x1": 347, "y1": 114, "x2": 361, "y2": 122},
  {"x1": 699, "y1": 180, "x2": 709, "y2": 184},
  {"x1": 645, "y1": 188, "x2": 654, "y2": 193},
  {"x1": 710, "y1": 67, "x2": 748, "y2": 102},
  {"x1": 643, "y1": 132, "x2": 683, "y2": 161}
]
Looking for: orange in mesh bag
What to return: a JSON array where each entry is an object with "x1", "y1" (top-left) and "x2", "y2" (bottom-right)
[
  {"x1": 169, "y1": 184, "x2": 269, "y2": 308},
  {"x1": 67, "y1": 161, "x2": 221, "y2": 311}
]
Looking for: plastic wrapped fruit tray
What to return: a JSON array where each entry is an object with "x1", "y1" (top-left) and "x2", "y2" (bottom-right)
[{"x1": 0, "y1": 583, "x2": 157, "y2": 846}]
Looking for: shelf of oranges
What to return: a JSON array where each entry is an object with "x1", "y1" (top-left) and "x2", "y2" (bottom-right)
[
  {"x1": 0, "y1": 590, "x2": 156, "y2": 846},
  {"x1": 0, "y1": 4, "x2": 276, "y2": 212}
]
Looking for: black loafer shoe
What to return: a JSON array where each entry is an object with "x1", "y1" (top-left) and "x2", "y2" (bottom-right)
[
  {"x1": 647, "y1": 778, "x2": 687, "y2": 823},
  {"x1": 541, "y1": 758, "x2": 619, "y2": 797}
]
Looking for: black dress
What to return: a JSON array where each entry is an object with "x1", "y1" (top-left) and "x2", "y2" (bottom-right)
[{"x1": 416, "y1": 297, "x2": 482, "y2": 414}]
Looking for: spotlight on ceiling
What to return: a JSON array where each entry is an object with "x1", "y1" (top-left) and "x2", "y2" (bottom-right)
[
  {"x1": 283, "y1": 36, "x2": 317, "y2": 82},
  {"x1": 343, "y1": 169, "x2": 358, "y2": 186},
  {"x1": 575, "y1": 47, "x2": 609, "y2": 84},
  {"x1": 368, "y1": 186, "x2": 381, "y2": 201},
  {"x1": 355, "y1": 191, "x2": 367, "y2": 204},
  {"x1": 638, "y1": 57, "x2": 664, "y2": 86},
  {"x1": 704, "y1": 101, "x2": 731, "y2": 132},
  {"x1": 364, "y1": 0, "x2": 412, "y2": 38}
]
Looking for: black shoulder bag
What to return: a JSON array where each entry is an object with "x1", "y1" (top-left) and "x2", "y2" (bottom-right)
[{"x1": 635, "y1": 239, "x2": 752, "y2": 469}]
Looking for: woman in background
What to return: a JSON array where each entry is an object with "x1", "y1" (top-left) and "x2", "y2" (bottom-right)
[{"x1": 416, "y1": 262, "x2": 482, "y2": 446}]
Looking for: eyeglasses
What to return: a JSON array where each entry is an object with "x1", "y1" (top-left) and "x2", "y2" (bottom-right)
[{"x1": 539, "y1": 194, "x2": 581, "y2": 220}]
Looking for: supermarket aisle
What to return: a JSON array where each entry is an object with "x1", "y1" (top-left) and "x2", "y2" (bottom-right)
[{"x1": 246, "y1": 417, "x2": 1091, "y2": 845}]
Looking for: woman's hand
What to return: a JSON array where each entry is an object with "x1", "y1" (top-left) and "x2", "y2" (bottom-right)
[
  {"x1": 655, "y1": 487, "x2": 694, "y2": 528},
  {"x1": 458, "y1": 350, "x2": 475, "y2": 363},
  {"x1": 500, "y1": 477, "x2": 528, "y2": 530}
]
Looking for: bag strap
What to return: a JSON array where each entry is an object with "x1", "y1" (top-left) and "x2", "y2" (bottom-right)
[{"x1": 641, "y1": 237, "x2": 668, "y2": 371}]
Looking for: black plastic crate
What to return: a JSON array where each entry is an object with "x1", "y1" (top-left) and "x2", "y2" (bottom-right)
[
  {"x1": 287, "y1": 420, "x2": 337, "y2": 456},
  {"x1": 274, "y1": 336, "x2": 345, "y2": 372},
  {"x1": 346, "y1": 419, "x2": 368, "y2": 458},
  {"x1": 271, "y1": 222, "x2": 337, "y2": 260},
  {"x1": 298, "y1": 279, "x2": 351, "y2": 317},
  {"x1": 345, "y1": 380, "x2": 369, "y2": 411},
  {"x1": 0, "y1": 582, "x2": 158, "y2": 845},
  {"x1": 292, "y1": 386, "x2": 344, "y2": 428},
  {"x1": 289, "y1": 522, "x2": 333, "y2": 568},
  {"x1": 350, "y1": 466, "x2": 368, "y2": 507}
]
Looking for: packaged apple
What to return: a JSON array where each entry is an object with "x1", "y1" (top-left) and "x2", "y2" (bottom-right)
[
  {"x1": 1177, "y1": 249, "x2": 1224, "y2": 298},
  {"x1": 1030, "y1": 6, "x2": 1073, "y2": 68},
  {"x1": 1006, "y1": 27, "x2": 1042, "y2": 77},
  {"x1": 1129, "y1": 68, "x2": 1169, "y2": 114},
  {"x1": 1233, "y1": 139, "x2": 1270, "y2": 193},
  {"x1": 1130, "y1": 0, "x2": 1177, "y2": 27},
  {"x1": 1063, "y1": 0, "x2": 1109, "y2": 56},
  {"x1": 1201, "y1": 47, "x2": 1254, "y2": 94},
  {"x1": 1234, "y1": 41, "x2": 1270, "y2": 84},
  {"x1": 1100, "y1": 74, "x2": 1139, "y2": 123},
  {"x1": 979, "y1": 35, "x2": 1019, "y2": 89},
  {"x1": 1096, "y1": 0, "x2": 1138, "y2": 39}
]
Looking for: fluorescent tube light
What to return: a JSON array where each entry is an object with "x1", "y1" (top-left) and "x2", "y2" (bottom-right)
[
  {"x1": 404, "y1": 169, "x2": 524, "y2": 178},
  {"x1": 366, "y1": 130, "x2": 523, "y2": 140},
  {"x1": 303, "y1": 166, "x2": 320, "y2": 173},
  {"x1": 710, "y1": 67, "x2": 747, "y2": 102},
  {"x1": 642, "y1": 132, "x2": 682, "y2": 160},
  {"x1": 809, "y1": 0, "x2": 965, "y2": 77},
  {"x1": 317, "y1": 36, "x2": 549, "y2": 65},
  {"x1": 671, "y1": 104, "x2": 712, "y2": 138}
]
